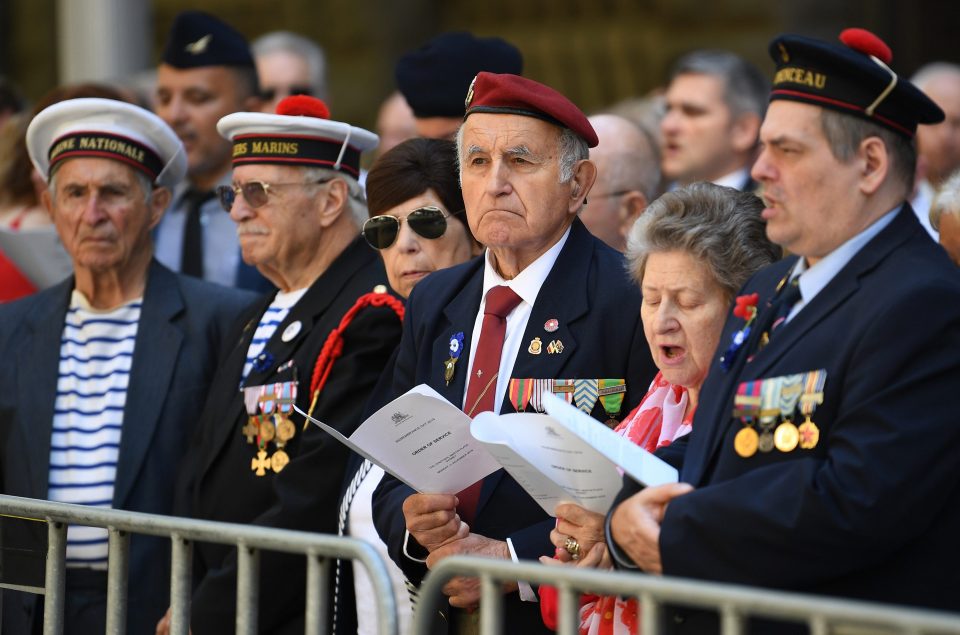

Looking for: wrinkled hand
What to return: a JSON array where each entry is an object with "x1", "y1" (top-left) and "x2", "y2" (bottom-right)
[
  {"x1": 426, "y1": 533, "x2": 514, "y2": 609},
  {"x1": 610, "y1": 482, "x2": 694, "y2": 574},
  {"x1": 403, "y1": 493, "x2": 468, "y2": 552},
  {"x1": 539, "y1": 541, "x2": 610, "y2": 570},
  {"x1": 551, "y1": 502, "x2": 606, "y2": 563},
  {"x1": 155, "y1": 607, "x2": 191, "y2": 635}
]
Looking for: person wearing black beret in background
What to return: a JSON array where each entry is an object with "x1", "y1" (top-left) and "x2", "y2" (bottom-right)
[
  {"x1": 395, "y1": 31, "x2": 523, "y2": 140},
  {"x1": 607, "y1": 28, "x2": 960, "y2": 633}
]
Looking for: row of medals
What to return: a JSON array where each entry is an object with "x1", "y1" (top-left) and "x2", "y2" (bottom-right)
[
  {"x1": 244, "y1": 407, "x2": 295, "y2": 475},
  {"x1": 734, "y1": 410, "x2": 820, "y2": 458}
]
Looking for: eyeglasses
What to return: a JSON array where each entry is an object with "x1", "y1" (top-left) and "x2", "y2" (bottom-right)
[
  {"x1": 216, "y1": 179, "x2": 332, "y2": 212},
  {"x1": 361, "y1": 206, "x2": 458, "y2": 250},
  {"x1": 260, "y1": 85, "x2": 314, "y2": 102}
]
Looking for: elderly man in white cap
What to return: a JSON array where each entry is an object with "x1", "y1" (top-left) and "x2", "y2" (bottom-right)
[
  {"x1": 157, "y1": 95, "x2": 403, "y2": 634},
  {"x1": 0, "y1": 98, "x2": 255, "y2": 634}
]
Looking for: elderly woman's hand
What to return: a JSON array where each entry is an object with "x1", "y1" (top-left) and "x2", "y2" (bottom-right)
[{"x1": 550, "y1": 502, "x2": 607, "y2": 564}]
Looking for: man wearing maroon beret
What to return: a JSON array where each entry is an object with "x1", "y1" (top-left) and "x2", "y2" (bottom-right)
[
  {"x1": 608, "y1": 29, "x2": 960, "y2": 631},
  {"x1": 373, "y1": 73, "x2": 657, "y2": 633}
]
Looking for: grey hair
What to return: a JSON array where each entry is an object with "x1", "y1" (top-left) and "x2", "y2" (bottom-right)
[
  {"x1": 625, "y1": 182, "x2": 781, "y2": 302},
  {"x1": 930, "y1": 169, "x2": 960, "y2": 231},
  {"x1": 819, "y1": 108, "x2": 916, "y2": 196},
  {"x1": 251, "y1": 31, "x2": 328, "y2": 101},
  {"x1": 300, "y1": 166, "x2": 367, "y2": 228},
  {"x1": 455, "y1": 122, "x2": 589, "y2": 184},
  {"x1": 910, "y1": 62, "x2": 960, "y2": 91},
  {"x1": 48, "y1": 168, "x2": 155, "y2": 203},
  {"x1": 670, "y1": 50, "x2": 769, "y2": 120}
]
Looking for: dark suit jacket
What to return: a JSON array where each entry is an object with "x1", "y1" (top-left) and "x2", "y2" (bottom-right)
[
  {"x1": 610, "y1": 206, "x2": 960, "y2": 631},
  {"x1": 0, "y1": 260, "x2": 256, "y2": 635},
  {"x1": 178, "y1": 236, "x2": 403, "y2": 634},
  {"x1": 372, "y1": 219, "x2": 658, "y2": 634}
]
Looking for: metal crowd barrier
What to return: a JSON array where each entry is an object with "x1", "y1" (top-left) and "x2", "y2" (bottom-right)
[
  {"x1": 0, "y1": 494, "x2": 398, "y2": 635},
  {"x1": 415, "y1": 555, "x2": 960, "y2": 635}
]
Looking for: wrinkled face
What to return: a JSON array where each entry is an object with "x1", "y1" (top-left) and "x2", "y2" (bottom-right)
[
  {"x1": 916, "y1": 76, "x2": 960, "y2": 186},
  {"x1": 939, "y1": 212, "x2": 960, "y2": 266},
  {"x1": 255, "y1": 50, "x2": 313, "y2": 114},
  {"x1": 376, "y1": 191, "x2": 476, "y2": 298},
  {"x1": 227, "y1": 164, "x2": 327, "y2": 280},
  {"x1": 641, "y1": 250, "x2": 729, "y2": 391},
  {"x1": 155, "y1": 64, "x2": 250, "y2": 184},
  {"x1": 45, "y1": 158, "x2": 159, "y2": 274},
  {"x1": 459, "y1": 113, "x2": 577, "y2": 264},
  {"x1": 660, "y1": 73, "x2": 740, "y2": 184},
  {"x1": 751, "y1": 101, "x2": 865, "y2": 262}
]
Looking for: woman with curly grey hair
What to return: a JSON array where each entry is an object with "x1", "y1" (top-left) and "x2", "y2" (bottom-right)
[{"x1": 540, "y1": 182, "x2": 780, "y2": 635}]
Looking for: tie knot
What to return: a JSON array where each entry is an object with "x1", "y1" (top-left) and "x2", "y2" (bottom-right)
[
  {"x1": 484, "y1": 285, "x2": 522, "y2": 319},
  {"x1": 779, "y1": 277, "x2": 801, "y2": 306}
]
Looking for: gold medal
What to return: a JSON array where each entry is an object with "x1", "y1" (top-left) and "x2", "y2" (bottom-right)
[
  {"x1": 242, "y1": 417, "x2": 259, "y2": 444},
  {"x1": 798, "y1": 418, "x2": 820, "y2": 449},
  {"x1": 774, "y1": 421, "x2": 799, "y2": 452},
  {"x1": 275, "y1": 415, "x2": 296, "y2": 443},
  {"x1": 444, "y1": 359, "x2": 456, "y2": 385},
  {"x1": 734, "y1": 427, "x2": 759, "y2": 457},
  {"x1": 271, "y1": 449, "x2": 290, "y2": 473},
  {"x1": 259, "y1": 419, "x2": 276, "y2": 442},
  {"x1": 758, "y1": 430, "x2": 774, "y2": 452},
  {"x1": 251, "y1": 449, "x2": 271, "y2": 476}
]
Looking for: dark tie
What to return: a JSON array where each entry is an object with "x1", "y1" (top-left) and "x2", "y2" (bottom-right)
[
  {"x1": 751, "y1": 276, "x2": 802, "y2": 357},
  {"x1": 457, "y1": 285, "x2": 523, "y2": 524},
  {"x1": 181, "y1": 189, "x2": 214, "y2": 278}
]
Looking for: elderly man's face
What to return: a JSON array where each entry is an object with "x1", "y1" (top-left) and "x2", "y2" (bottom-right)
[
  {"x1": 44, "y1": 158, "x2": 161, "y2": 275},
  {"x1": 751, "y1": 101, "x2": 867, "y2": 265},
  {"x1": 227, "y1": 164, "x2": 329, "y2": 283},
  {"x1": 459, "y1": 113, "x2": 581, "y2": 272}
]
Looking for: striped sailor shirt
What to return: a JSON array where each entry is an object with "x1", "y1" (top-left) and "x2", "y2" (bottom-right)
[
  {"x1": 48, "y1": 290, "x2": 141, "y2": 569},
  {"x1": 241, "y1": 287, "x2": 307, "y2": 383}
]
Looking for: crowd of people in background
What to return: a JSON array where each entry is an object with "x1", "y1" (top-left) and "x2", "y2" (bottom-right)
[{"x1": 1, "y1": 9, "x2": 959, "y2": 635}]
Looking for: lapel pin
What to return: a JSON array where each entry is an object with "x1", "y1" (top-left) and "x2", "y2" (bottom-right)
[
  {"x1": 544, "y1": 318, "x2": 559, "y2": 332},
  {"x1": 281, "y1": 320, "x2": 302, "y2": 342},
  {"x1": 444, "y1": 332, "x2": 464, "y2": 385},
  {"x1": 547, "y1": 340, "x2": 564, "y2": 354},
  {"x1": 528, "y1": 337, "x2": 543, "y2": 355}
]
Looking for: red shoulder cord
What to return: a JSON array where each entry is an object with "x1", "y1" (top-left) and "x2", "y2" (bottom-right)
[{"x1": 304, "y1": 292, "x2": 405, "y2": 426}]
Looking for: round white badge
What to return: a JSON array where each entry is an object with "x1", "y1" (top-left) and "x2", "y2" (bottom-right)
[{"x1": 281, "y1": 320, "x2": 302, "y2": 342}]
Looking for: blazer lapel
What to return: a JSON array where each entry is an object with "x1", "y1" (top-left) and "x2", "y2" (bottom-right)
[
  {"x1": 113, "y1": 262, "x2": 184, "y2": 508},
  {"x1": 433, "y1": 263, "x2": 484, "y2": 406},
  {"x1": 18, "y1": 280, "x2": 74, "y2": 498}
]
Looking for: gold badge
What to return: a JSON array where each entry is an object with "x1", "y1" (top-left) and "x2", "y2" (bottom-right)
[
  {"x1": 464, "y1": 74, "x2": 477, "y2": 109},
  {"x1": 528, "y1": 337, "x2": 542, "y2": 355},
  {"x1": 774, "y1": 421, "x2": 799, "y2": 452},
  {"x1": 185, "y1": 34, "x2": 212, "y2": 55},
  {"x1": 258, "y1": 419, "x2": 276, "y2": 442},
  {"x1": 271, "y1": 449, "x2": 290, "y2": 473},
  {"x1": 275, "y1": 416, "x2": 296, "y2": 443},
  {"x1": 779, "y1": 42, "x2": 789, "y2": 63},
  {"x1": 798, "y1": 418, "x2": 820, "y2": 449},
  {"x1": 242, "y1": 417, "x2": 259, "y2": 444},
  {"x1": 251, "y1": 449, "x2": 271, "y2": 476},
  {"x1": 734, "y1": 427, "x2": 759, "y2": 458}
]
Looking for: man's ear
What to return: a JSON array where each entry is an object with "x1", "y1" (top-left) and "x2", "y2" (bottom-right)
[
  {"x1": 618, "y1": 191, "x2": 648, "y2": 241},
  {"x1": 730, "y1": 112, "x2": 762, "y2": 154},
  {"x1": 569, "y1": 159, "x2": 598, "y2": 213},
  {"x1": 858, "y1": 136, "x2": 890, "y2": 196},
  {"x1": 147, "y1": 186, "x2": 172, "y2": 231},
  {"x1": 317, "y1": 178, "x2": 348, "y2": 228}
]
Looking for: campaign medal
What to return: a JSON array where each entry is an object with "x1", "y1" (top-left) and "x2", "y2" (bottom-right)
[
  {"x1": 241, "y1": 385, "x2": 263, "y2": 444},
  {"x1": 508, "y1": 378, "x2": 534, "y2": 412},
  {"x1": 528, "y1": 379, "x2": 555, "y2": 413},
  {"x1": 756, "y1": 377, "x2": 783, "y2": 453},
  {"x1": 733, "y1": 379, "x2": 761, "y2": 457},
  {"x1": 251, "y1": 449, "x2": 271, "y2": 476},
  {"x1": 552, "y1": 379, "x2": 575, "y2": 404},
  {"x1": 573, "y1": 379, "x2": 599, "y2": 414},
  {"x1": 798, "y1": 369, "x2": 827, "y2": 449},
  {"x1": 444, "y1": 332, "x2": 464, "y2": 386},
  {"x1": 774, "y1": 373, "x2": 804, "y2": 452},
  {"x1": 528, "y1": 337, "x2": 543, "y2": 355},
  {"x1": 274, "y1": 381, "x2": 298, "y2": 447},
  {"x1": 598, "y1": 379, "x2": 626, "y2": 427},
  {"x1": 271, "y1": 449, "x2": 290, "y2": 473}
]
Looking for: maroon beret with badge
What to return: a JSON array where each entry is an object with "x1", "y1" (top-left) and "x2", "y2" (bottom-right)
[
  {"x1": 768, "y1": 28, "x2": 944, "y2": 138},
  {"x1": 464, "y1": 72, "x2": 598, "y2": 147}
]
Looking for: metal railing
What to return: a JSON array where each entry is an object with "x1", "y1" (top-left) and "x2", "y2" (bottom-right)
[
  {"x1": 0, "y1": 494, "x2": 398, "y2": 635},
  {"x1": 414, "y1": 555, "x2": 960, "y2": 635}
]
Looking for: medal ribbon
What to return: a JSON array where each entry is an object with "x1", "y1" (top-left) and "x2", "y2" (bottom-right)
[
  {"x1": 258, "y1": 384, "x2": 276, "y2": 414},
  {"x1": 777, "y1": 373, "x2": 804, "y2": 421},
  {"x1": 733, "y1": 379, "x2": 761, "y2": 420},
  {"x1": 597, "y1": 379, "x2": 625, "y2": 418},
  {"x1": 243, "y1": 386, "x2": 261, "y2": 415},
  {"x1": 552, "y1": 379, "x2": 575, "y2": 404},
  {"x1": 573, "y1": 379, "x2": 599, "y2": 413},
  {"x1": 508, "y1": 378, "x2": 534, "y2": 412},
  {"x1": 799, "y1": 369, "x2": 827, "y2": 417},
  {"x1": 528, "y1": 379, "x2": 554, "y2": 412},
  {"x1": 759, "y1": 376, "x2": 782, "y2": 424},
  {"x1": 277, "y1": 381, "x2": 297, "y2": 413}
]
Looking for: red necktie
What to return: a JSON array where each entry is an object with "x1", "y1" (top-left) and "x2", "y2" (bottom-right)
[{"x1": 457, "y1": 285, "x2": 522, "y2": 524}]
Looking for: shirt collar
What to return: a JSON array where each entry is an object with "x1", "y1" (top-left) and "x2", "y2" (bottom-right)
[
  {"x1": 712, "y1": 168, "x2": 751, "y2": 190},
  {"x1": 481, "y1": 225, "x2": 571, "y2": 307}
]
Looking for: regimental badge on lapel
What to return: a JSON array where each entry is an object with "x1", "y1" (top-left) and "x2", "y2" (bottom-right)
[{"x1": 444, "y1": 332, "x2": 465, "y2": 386}]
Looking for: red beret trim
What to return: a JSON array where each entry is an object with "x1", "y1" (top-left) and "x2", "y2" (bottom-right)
[{"x1": 771, "y1": 88, "x2": 913, "y2": 137}]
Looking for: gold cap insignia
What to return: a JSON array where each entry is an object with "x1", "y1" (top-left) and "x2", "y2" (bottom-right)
[
  {"x1": 464, "y1": 75, "x2": 477, "y2": 109},
  {"x1": 185, "y1": 34, "x2": 213, "y2": 55},
  {"x1": 778, "y1": 43, "x2": 789, "y2": 63}
]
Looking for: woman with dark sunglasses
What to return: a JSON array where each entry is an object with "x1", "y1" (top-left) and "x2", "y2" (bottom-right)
[
  {"x1": 334, "y1": 137, "x2": 481, "y2": 635},
  {"x1": 361, "y1": 137, "x2": 482, "y2": 298}
]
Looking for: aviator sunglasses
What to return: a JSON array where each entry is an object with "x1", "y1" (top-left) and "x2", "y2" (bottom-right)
[
  {"x1": 361, "y1": 206, "x2": 460, "y2": 250},
  {"x1": 216, "y1": 178, "x2": 333, "y2": 212}
]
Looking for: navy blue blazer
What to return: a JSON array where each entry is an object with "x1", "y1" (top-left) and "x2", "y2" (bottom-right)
[
  {"x1": 372, "y1": 219, "x2": 658, "y2": 634},
  {"x1": 611, "y1": 206, "x2": 960, "y2": 629},
  {"x1": 0, "y1": 260, "x2": 255, "y2": 635}
]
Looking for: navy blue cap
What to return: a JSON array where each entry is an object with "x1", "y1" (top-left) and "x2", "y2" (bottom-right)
[
  {"x1": 395, "y1": 31, "x2": 523, "y2": 119},
  {"x1": 768, "y1": 28, "x2": 944, "y2": 138},
  {"x1": 161, "y1": 11, "x2": 255, "y2": 69}
]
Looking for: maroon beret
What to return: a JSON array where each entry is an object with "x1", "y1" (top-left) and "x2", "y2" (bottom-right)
[{"x1": 464, "y1": 72, "x2": 598, "y2": 147}]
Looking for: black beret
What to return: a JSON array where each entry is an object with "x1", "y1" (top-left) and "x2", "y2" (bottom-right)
[
  {"x1": 395, "y1": 31, "x2": 523, "y2": 119},
  {"x1": 161, "y1": 11, "x2": 255, "y2": 70},
  {"x1": 768, "y1": 28, "x2": 944, "y2": 138}
]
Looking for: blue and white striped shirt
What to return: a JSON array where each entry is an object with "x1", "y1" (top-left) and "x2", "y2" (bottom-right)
[
  {"x1": 48, "y1": 290, "x2": 141, "y2": 569},
  {"x1": 241, "y1": 288, "x2": 307, "y2": 383}
]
